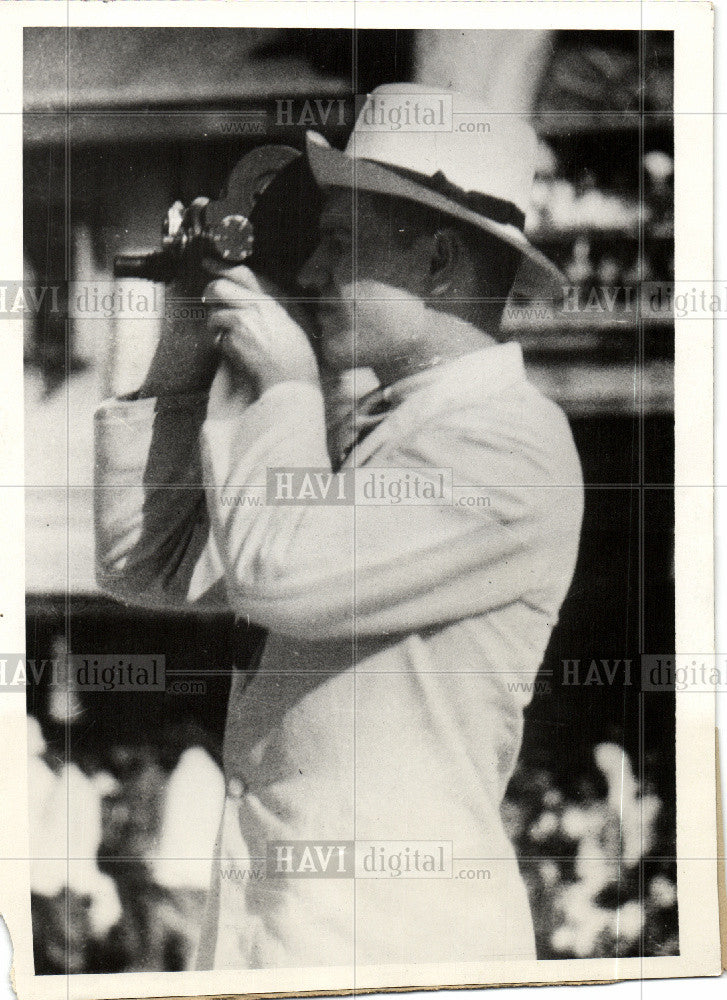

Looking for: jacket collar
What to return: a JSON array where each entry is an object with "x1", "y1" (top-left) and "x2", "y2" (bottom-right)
[
  {"x1": 381, "y1": 340, "x2": 526, "y2": 412},
  {"x1": 329, "y1": 341, "x2": 527, "y2": 468}
]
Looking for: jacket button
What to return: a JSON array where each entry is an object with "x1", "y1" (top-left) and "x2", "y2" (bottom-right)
[{"x1": 227, "y1": 776, "x2": 247, "y2": 798}]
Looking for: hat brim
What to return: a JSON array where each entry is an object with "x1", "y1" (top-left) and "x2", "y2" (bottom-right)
[{"x1": 306, "y1": 131, "x2": 565, "y2": 304}]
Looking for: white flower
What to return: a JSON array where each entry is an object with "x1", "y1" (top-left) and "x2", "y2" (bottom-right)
[
  {"x1": 616, "y1": 900, "x2": 645, "y2": 942},
  {"x1": 539, "y1": 860, "x2": 560, "y2": 889},
  {"x1": 529, "y1": 811, "x2": 559, "y2": 841},
  {"x1": 649, "y1": 875, "x2": 677, "y2": 909}
]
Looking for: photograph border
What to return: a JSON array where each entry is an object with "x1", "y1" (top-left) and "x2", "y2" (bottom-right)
[{"x1": 0, "y1": 2, "x2": 721, "y2": 998}]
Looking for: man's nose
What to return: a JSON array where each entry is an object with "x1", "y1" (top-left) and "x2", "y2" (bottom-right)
[{"x1": 297, "y1": 243, "x2": 329, "y2": 293}]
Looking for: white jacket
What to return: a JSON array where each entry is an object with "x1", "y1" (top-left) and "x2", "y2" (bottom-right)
[{"x1": 94, "y1": 341, "x2": 584, "y2": 971}]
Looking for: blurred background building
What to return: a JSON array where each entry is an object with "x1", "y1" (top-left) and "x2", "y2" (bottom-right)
[{"x1": 23, "y1": 28, "x2": 676, "y2": 971}]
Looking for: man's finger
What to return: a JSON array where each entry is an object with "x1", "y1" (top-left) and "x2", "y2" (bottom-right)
[
  {"x1": 202, "y1": 278, "x2": 260, "y2": 308},
  {"x1": 206, "y1": 304, "x2": 241, "y2": 340},
  {"x1": 202, "y1": 261, "x2": 284, "y2": 301},
  {"x1": 202, "y1": 259, "x2": 255, "y2": 280}
]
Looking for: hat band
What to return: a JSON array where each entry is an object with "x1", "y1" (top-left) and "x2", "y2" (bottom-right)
[{"x1": 363, "y1": 160, "x2": 526, "y2": 232}]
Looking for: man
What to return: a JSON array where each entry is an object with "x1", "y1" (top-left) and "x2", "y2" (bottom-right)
[{"x1": 94, "y1": 84, "x2": 584, "y2": 970}]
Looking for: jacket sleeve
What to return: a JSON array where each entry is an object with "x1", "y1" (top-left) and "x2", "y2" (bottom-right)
[
  {"x1": 94, "y1": 389, "x2": 229, "y2": 609},
  {"x1": 200, "y1": 368, "x2": 582, "y2": 640}
]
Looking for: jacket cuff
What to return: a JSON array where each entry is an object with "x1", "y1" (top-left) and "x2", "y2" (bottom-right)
[{"x1": 96, "y1": 389, "x2": 209, "y2": 422}]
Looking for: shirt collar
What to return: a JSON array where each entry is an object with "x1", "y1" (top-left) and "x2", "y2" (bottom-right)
[{"x1": 380, "y1": 340, "x2": 526, "y2": 410}]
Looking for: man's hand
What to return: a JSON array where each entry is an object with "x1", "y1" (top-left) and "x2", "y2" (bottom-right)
[{"x1": 203, "y1": 264, "x2": 320, "y2": 397}]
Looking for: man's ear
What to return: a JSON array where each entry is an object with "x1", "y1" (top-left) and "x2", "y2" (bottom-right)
[{"x1": 427, "y1": 228, "x2": 461, "y2": 296}]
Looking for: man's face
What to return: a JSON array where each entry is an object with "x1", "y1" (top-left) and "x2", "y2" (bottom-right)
[{"x1": 297, "y1": 190, "x2": 429, "y2": 374}]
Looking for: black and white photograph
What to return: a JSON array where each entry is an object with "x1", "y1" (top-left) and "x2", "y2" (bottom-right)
[{"x1": 0, "y1": 3, "x2": 722, "y2": 998}]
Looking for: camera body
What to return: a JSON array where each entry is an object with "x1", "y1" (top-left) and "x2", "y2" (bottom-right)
[{"x1": 113, "y1": 145, "x2": 322, "y2": 291}]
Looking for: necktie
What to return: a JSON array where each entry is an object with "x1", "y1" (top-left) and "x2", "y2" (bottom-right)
[{"x1": 332, "y1": 385, "x2": 394, "y2": 471}]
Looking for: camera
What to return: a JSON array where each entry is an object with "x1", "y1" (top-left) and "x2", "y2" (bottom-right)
[{"x1": 113, "y1": 145, "x2": 322, "y2": 291}]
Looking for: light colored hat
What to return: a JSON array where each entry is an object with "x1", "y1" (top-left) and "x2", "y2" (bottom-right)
[{"x1": 306, "y1": 83, "x2": 563, "y2": 301}]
